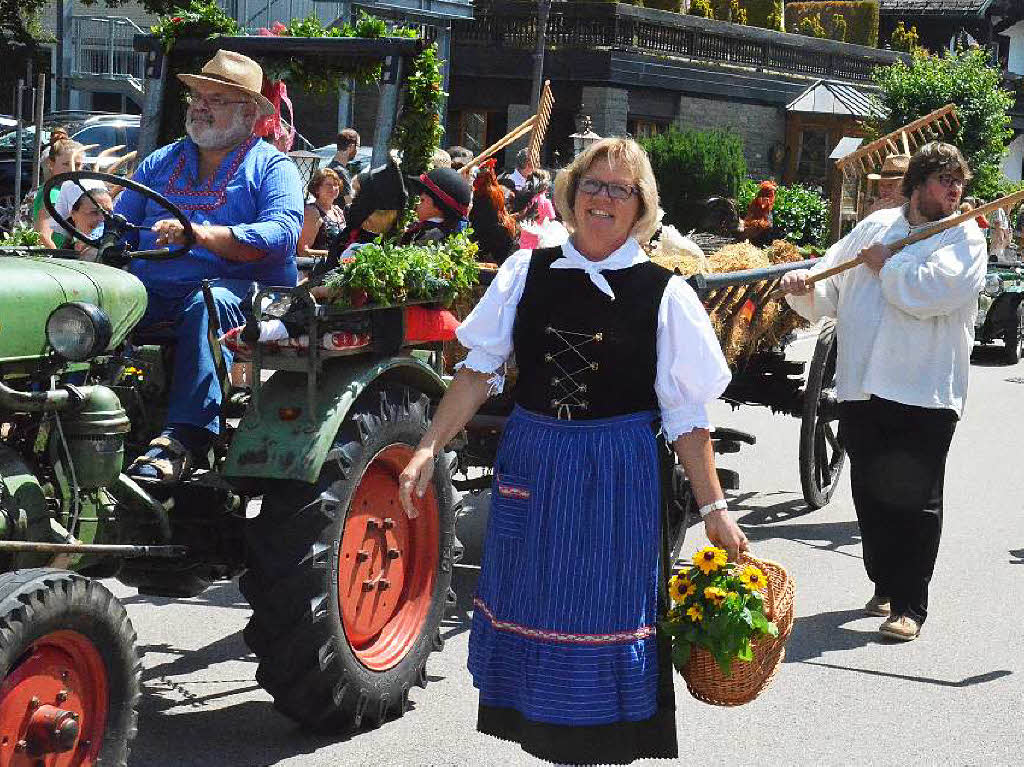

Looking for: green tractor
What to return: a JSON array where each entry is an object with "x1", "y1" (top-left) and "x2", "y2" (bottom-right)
[{"x1": 0, "y1": 170, "x2": 461, "y2": 763}]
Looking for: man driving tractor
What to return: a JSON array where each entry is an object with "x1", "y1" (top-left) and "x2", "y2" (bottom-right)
[{"x1": 114, "y1": 50, "x2": 304, "y2": 483}]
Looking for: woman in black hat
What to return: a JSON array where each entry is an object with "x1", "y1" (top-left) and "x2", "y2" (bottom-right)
[{"x1": 400, "y1": 167, "x2": 472, "y2": 246}]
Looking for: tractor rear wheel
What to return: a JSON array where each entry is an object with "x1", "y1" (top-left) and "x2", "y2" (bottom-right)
[
  {"x1": 240, "y1": 385, "x2": 458, "y2": 731},
  {"x1": 0, "y1": 569, "x2": 141, "y2": 766}
]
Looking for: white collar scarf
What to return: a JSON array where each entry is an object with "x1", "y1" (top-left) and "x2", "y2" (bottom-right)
[{"x1": 549, "y1": 238, "x2": 648, "y2": 300}]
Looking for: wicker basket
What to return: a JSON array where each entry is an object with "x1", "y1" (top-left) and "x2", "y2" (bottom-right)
[{"x1": 681, "y1": 553, "x2": 794, "y2": 706}]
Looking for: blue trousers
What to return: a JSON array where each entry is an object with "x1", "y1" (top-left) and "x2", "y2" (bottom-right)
[{"x1": 138, "y1": 279, "x2": 249, "y2": 435}]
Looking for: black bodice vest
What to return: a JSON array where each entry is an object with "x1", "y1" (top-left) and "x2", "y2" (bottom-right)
[{"x1": 512, "y1": 246, "x2": 674, "y2": 419}]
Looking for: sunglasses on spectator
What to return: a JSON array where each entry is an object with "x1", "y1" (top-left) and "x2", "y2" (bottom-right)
[
  {"x1": 934, "y1": 172, "x2": 965, "y2": 189},
  {"x1": 578, "y1": 177, "x2": 640, "y2": 200},
  {"x1": 185, "y1": 92, "x2": 251, "y2": 110}
]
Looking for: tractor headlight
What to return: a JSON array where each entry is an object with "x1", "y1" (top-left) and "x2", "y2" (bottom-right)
[
  {"x1": 983, "y1": 274, "x2": 1003, "y2": 297},
  {"x1": 46, "y1": 302, "x2": 113, "y2": 361}
]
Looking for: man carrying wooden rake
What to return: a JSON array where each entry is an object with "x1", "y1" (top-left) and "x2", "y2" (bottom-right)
[{"x1": 779, "y1": 142, "x2": 988, "y2": 642}]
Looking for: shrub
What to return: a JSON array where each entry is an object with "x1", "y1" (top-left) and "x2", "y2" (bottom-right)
[
  {"x1": 830, "y1": 13, "x2": 847, "y2": 42},
  {"x1": 641, "y1": 128, "x2": 747, "y2": 232},
  {"x1": 738, "y1": 178, "x2": 830, "y2": 247},
  {"x1": 785, "y1": 1, "x2": 879, "y2": 47},
  {"x1": 741, "y1": 0, "x2": 784, "y2": 30},
  {"x1": 687, "y1": 0, "x2": 747, "y2": 24},
  {"x1": 889, "y1": 20, "x2": 921, "y2": 53},
  {"x1": 797, "y1": 15, "x2": 826, "y2": 38},
  {"x1": 645, "y1": 0, "x2": 683, "y2": 11},
  {"x1": 869, "y1": 47, "x2": 1014, "y2": 202}
]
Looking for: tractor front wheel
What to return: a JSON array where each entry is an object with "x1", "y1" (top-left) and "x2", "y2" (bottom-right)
[
  {"x1": 0, "y1": 569, "x2": 141, "y2": 767},
  {"x1": 240, "y1": 385, "x2": 458, "y2": 731}
]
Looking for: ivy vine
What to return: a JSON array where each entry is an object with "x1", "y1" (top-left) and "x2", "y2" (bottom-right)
[{"x1": 392, "y1": 44, "x2": 446, "y2": 179}]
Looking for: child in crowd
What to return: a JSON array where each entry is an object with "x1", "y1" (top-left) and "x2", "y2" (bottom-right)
[
  {"x1": 33, "y1": 130, "x2": 84, "y2": 249},
  {"x1": 54, "y1": 179, "x2": 113, "y2": 261}
]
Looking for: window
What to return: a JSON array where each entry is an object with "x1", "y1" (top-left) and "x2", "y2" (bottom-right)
[
  {"x1": 72, "y1": 125, "x2": 120, "y2": 152},
  {"x1": 457, "y1": 110, "x2": 489, "y2": 155},
  {"x1": 628, "y1": 118, "x2": 668, "y2": 140}
]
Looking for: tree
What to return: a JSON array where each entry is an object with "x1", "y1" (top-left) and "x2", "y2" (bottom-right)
[{"x1": 868, "y1": 47, "x2": 1015, "y2": 200}]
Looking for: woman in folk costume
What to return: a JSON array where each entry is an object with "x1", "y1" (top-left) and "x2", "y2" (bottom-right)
[
  {"x1": 469, "y1": 158, "x2": 520, "y2": 264},
  {"x1": 400, "y1": 167, "x2": 472, "y2": 246},
  {"x1": 399, "y1": 138, "x2": 747, "y2": 765}
]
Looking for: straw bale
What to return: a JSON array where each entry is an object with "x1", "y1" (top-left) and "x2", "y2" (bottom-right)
[
  {"x1": 765, "y1": 239, "x2": 803, "y2": 265},
  {"x1": 707, "y1": 242, "x2": 769, "y2": 273}
]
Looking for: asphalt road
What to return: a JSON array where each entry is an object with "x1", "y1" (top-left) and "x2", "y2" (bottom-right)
[{"x1": 115, "y1": 332, "x2": 1024, "y2": 766}]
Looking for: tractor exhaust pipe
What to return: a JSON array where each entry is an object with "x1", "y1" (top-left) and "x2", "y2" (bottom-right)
[{"x1": 0, "y1": 380, "x2": 74, "y2": 412}]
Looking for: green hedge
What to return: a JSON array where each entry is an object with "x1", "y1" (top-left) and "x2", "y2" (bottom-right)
[
  {"x1": 738, "y1": 178, "x2": 831, "y2": 248},
  {"x1": 741, "y1": 0, "x2": 783, "y2": 30},
  {"x1": 785, "y1": 1, "x2": 878, "y2": 47},
  {"x1": 644, "y1": 0, "x2": 683, "y2": 11},
  {"x1": 640, "y1": 128, "x2": 747, "y2": 232}
]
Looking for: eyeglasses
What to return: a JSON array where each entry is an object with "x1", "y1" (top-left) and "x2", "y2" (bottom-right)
[
  {"x1": 185, "y1": 92, "x2": 251, "y2": 110},
  {"x1": 577, "y1": 177, "x2": 640, "y2": 201},
  {"x1": 934, "y1": 172, "x2": 966, "y2": 189}
]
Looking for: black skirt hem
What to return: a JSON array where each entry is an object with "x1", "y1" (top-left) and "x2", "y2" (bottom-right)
[{"x1": 477, "y1": 702, "x2": 678, "y2": 766}]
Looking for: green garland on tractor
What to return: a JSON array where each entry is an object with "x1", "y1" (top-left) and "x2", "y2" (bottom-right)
[
  {"x1": 321, "y1": 231, "x2": 479, "y2": 309},
  {"x1": 392, "y1": 44, "x2": 447, "y2": 179}
]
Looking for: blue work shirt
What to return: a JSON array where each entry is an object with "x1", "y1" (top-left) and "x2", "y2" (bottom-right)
[{"x1": 115, "y1": 134, "x2": 304, "y2": 299}]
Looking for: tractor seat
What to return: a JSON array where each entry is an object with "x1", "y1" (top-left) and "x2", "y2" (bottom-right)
[{"x1": 131, "y1": 321, "x2": 178, "y2": 347}]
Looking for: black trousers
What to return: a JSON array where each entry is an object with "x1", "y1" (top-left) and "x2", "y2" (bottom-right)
[{"x1": 838, "y1": 397, "x2": 957, "y2": 624}]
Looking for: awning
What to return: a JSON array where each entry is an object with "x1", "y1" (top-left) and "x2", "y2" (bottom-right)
[{"x1": 786, "y1": 80, "x2": 883, "y2": 119}]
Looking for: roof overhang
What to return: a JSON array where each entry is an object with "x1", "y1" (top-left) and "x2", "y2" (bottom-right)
[{"x1": 786, "y1": 79, "x2": 883, "y2": 118}]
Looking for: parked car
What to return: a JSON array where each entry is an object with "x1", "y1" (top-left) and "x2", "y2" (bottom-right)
[
  {"x1": 976, "y1": 257, "x2": 1024, "y2": 363},
  {"x1": 313, "y1": 143, "x2": 373, "y2": 177},
  {"x1": 0, "y1": 113, "x2": 140, "y2": 230}
]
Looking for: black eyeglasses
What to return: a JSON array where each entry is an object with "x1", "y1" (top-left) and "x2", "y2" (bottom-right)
[{"x1": 577, "y1": 177, "x2": 640, "y2": 200}]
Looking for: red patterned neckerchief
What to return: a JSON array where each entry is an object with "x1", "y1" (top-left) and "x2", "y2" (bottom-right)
[{"x1": 163, "y1": 134, "x2": 260, "y2": 213}]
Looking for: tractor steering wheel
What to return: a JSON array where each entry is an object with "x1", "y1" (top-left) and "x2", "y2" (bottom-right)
[{"x1": 43, "y1": 170, "x2": 195, "y2": 262}]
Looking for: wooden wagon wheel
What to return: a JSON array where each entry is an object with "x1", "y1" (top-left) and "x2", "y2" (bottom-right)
[{"x1": 799, "y1": 319, "x2": 846, "y2": 508}]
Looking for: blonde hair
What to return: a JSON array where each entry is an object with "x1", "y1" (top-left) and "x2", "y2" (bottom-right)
[{"x1": 553, "y1": 137, "x2": 660, "y2": 243}]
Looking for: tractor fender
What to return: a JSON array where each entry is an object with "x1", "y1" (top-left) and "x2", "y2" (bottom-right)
[
  {"x1": 986, "y1": 291, "x2": 1023, "y2": 333},
  {"x1": 224, "y1": 354, "x2": 447, "y2": 483},
  {"x1": 0, "y1": 444, "x2": 54, "y2": 569}
]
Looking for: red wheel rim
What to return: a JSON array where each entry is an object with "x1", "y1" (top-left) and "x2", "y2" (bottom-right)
[
  {"x1": 0, "y1": 630, "x2": 108, "y2": 766},
  {"x1": 338, "y1": 444, "x2": 440, "y2": 671}
]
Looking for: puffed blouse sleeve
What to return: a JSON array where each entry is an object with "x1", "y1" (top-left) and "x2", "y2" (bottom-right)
[
  {"x1": 655, "y1": 275, "x2": 732, "y2": 441},
  {"x1": 454, "y1": 249, "x2": 534, "y2": 394}
]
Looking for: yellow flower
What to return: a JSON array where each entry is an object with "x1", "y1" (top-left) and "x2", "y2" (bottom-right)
[
  {"x1": 684, "y1": 584, "x2": 697, "y2": 599},
  {"x1": 703, "y1": 586, "x2": 727, "y2": 607},
  {"x1": 727, "y1": 591, "x2": 738, "y2": 602},
  {"x1": 686, "y1": 604, "x2": 703, "y2": 622},
  {"x1": 693, "y1": 546, "x2": 728, "y2": 575},
  {"x1": 739, "y1": 565, "x2": 768, "y2": 591},
  {"x1": 668, "y1": 575, "x2": 687, "y2": 603}
]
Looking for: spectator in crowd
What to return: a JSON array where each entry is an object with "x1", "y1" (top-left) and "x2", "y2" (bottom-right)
[
  {"x1": 33, "y1": 130, "x2": 84, "y2": 249},
  {"x1": 432, "y1": 148, "x2": 453, "y2": 169},
  {"x1": 297, "y1": 167, "x2": 345, "y2": 258},
  {"x1": 499, "y1": 147, "x2": 534, "y2": 192},
  {"x1": 988, "y1": 202, "x2": 1011, "y2": 261},
  {"x1": 326, "y1": 127, "x2": 360, "y2": 205},
  {"x1": 54, "y1": 178, "x2": 113, "y2": 261},
  {"x1": 401, "y1": 167, "x2": 471, "y2": 246},
  {"x1": 448, "y1": 145, "x2": 474, "y2": 171}
]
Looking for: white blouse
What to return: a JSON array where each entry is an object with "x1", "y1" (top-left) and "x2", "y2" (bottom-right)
[
  {"x1": 785, "y1": 205, "x2": 987, "y2": 416},
  {"x1": 455, "y1": 238, "x2": 732, "y2": 441}
]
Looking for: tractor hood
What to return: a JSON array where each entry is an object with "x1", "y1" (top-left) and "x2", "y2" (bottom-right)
[{"x1": 0, "y1": 256, "x2": 147, "y2": 364}]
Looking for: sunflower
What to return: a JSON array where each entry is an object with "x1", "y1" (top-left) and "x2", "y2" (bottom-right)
[
  {"x1": 684, "y1": 583, "x2": 697, "y2": 599},
  {"x1": 739, "y1": 565, "x2": 768, "y2": 591},
  {"x1": 693, "y1": 546, "x2": 728, "y2": 575},
  {"x1": 686, "y1": 604, "x2": 703, "y2": 622},
  {"x1": 703, "y1": 586, "x2": 727, "y2": 607},
  {"x1": 668, "y1": 575, "x2": 687, "y2": 603}
]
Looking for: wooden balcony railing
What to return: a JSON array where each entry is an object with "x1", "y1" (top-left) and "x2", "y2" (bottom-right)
[{"x1": 454, "y1": 1, "x2": 909, "y2": 83}]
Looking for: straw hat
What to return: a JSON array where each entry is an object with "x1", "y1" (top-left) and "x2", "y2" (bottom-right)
[
  {"x1": 867, "y1": 154, "x2": 910, "y2": 181},
  {"x1": 177, "y1": 50, "x2": 274, "y2": 117}
]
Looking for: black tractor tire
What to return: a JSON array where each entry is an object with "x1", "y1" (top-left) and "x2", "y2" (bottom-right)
[
  {"x1": 1003, "y1": 302, "x2": 1023, "y2": 364},
  {"x1": 240, "y1": 384, "x2": 459, "y2": 731},
  {"x1": 0, "y1": 569, "x2": 141, "y2": 766}
]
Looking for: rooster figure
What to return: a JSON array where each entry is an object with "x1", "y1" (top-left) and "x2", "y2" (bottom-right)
[{"x1": 741, "y1": 180, "x2": 779, "y2": 247}]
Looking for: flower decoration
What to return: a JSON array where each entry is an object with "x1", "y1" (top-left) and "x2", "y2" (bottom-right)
[
  {"x1": 703, "y1": 586, "x2": 727, "y2": 607},
  {"x1": 660, "y1": 549, "x2": 779, "y2": 676},
  {"x1": 694, "y1": 546, "x2": 728, "y2": 575},
  {"x1": 739, "y1": 565, "x2": 768, "y2": 591}
]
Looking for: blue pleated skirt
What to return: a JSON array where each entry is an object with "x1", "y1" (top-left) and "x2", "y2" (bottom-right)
[{"x1": 468, "y1": 406, "x2": 677, "y2": 764}]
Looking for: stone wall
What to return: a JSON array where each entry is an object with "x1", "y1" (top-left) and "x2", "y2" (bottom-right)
[
  {"x1": 580, "y1": 86, "x2": 628, "y2": 139},
  {"x1": 673, "y1": 95, "x2": 785, "y2": 179}
]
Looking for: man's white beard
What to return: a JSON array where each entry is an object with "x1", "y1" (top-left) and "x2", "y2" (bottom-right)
[{"x1": 186, "y1": 110, "x2": 254, "y2": 150}]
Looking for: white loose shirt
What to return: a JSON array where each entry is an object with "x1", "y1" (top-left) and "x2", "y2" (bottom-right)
[
  {"x1": 786, "y1": 206, "x2": 987, "y2": 417},
  {"x1": 455, "y1": 238, "x2": 732, "y2": 440}
]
